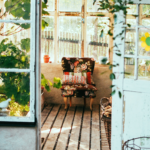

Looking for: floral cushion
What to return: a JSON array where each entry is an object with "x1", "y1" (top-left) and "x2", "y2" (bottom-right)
[
  {"x1": 63, "y1": 75, "x2": 86, "y2": 84},
  {"x1": 61, "y1": 57, "x2": 96, "y2": 98},
  {"x1": 61, "y1": 84, "x2": 97, "y2": 98}
]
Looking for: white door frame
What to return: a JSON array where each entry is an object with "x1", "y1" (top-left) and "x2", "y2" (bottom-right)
[{"x1": 112, "y1": 0, "x2": 150, "y2": 149}]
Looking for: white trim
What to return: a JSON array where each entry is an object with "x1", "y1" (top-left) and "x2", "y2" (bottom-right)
[
  {"x1": 0, "y1": 20, "x2": 31, "y2": 23},
  {"x1": 134, "y1": 4, "x2": 139, "y2": 80},
  {"x1": 0, "y1": 0, "x2": 36, "y2": 123},
  {"x1": 0, "y1": 69, "x2": 31, "y2": 72}
]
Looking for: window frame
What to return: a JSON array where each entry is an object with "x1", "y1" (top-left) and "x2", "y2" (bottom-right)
[
  {"x1": 42, "y1": 0, "x2": 113, "y2": 64},
  {"x1": 0, "y1": 0, "x2": 36, "y2": 123}
]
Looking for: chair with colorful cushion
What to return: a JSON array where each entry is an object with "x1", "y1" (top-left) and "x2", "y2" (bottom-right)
[{"x1": 61, "y1": 57, "x2": 97, "y2": 110}]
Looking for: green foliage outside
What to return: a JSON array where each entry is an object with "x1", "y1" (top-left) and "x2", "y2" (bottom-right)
[
  {"x1": 0, "y1": 0, "x2": 51, "y2": 116},
  {"x1": 41, "y1": 74, "x2": 62, "y2": 92}
]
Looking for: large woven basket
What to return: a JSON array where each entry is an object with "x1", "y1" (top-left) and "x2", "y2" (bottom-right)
[{"x1": 100, "y1": 97, "x2": 111, "y2": 150}]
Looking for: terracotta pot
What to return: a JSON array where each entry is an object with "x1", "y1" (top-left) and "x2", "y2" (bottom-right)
[{"x1": 43, "y1": 55, "x2": 50, "y2": 63}]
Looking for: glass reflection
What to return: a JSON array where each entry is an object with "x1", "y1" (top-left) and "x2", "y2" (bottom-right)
[
  {"x1": 125, "y1": 29, "x2": 135, "y2": 55},
  {"x1": 124, "y1": 58, "x2": 135, "y2": 79},
  {"x1": 138, "y1": 59, "x2": 150, "y2": 80},
  {"x1": 0, "y1": 72, "x2": 30, "y2": 117},
  {"x1": 0, "y1": 23, "x2": 30, "y2": 69},
  {"x1": 59, "y1": 0, "x2": 82, "y2": 12},
  {"x1": 0, "y1": 0, "x2": 31, "y2": 20}
]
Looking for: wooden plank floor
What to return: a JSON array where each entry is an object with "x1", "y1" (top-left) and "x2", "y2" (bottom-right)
[{"x1": 41, "y1": 104, "x2": 109, "y2": 150}]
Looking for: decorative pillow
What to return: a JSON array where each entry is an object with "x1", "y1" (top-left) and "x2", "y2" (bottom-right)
[
  {"x1": 63, "y1": 75, "x2": 86, "y2": 84},
  {"x1": 87, "y1": 72, "x2": 91, "y2": 84}
]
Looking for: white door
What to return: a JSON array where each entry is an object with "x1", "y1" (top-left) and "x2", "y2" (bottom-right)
[{"x1": 112, "y1": 0, "x2": 150, "y2": 149}]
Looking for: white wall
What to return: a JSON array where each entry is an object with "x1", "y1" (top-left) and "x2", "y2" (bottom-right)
[
  {"x1": 41, "y1": 63, "x2": 112, "y2": 106},
  {"x1": 0, "y1": 127, "x2": 36, "y2": 150}
]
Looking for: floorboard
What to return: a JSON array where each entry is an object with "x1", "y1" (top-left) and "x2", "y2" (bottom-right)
[{"x1": 41, "y1": 104, "x2": 109, "y2": 150}]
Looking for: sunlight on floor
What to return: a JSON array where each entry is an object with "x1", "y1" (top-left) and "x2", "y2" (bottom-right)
[{"x1": 41, "y1": 126, "x2": 77, "y2": 134}]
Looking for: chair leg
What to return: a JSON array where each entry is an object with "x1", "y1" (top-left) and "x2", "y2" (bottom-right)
[
  {"x1": 64, "y1": 97, "x2": 68, "y2": 109},
  {"x1": 84, "y1": 98, "x2": 86, "y2": 106},
  {"x1": 90, "y1": 98, "x2": 94, "y2": 110},
  {"x1": 69, "y1": 97, "x2": 72, "y2": 107}
]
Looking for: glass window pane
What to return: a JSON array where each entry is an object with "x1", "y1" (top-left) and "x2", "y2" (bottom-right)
[
  {"x1": 86, "y1": 17, "x2": 109, "y2": 63},
  {"x1": 0, "y1": 23, "x2": 30, "y2": 69},
  {"x1": 47, "y1": 0, "x2": 55, "y2": 11},
  {"x1": 138, "y1": 59, "x2": 150, "y2": 80},
  {"x1": 139, "y1": 5, "x2": 150, "y2": 26},
  {"x1": 138, "y1": 28, "x2": 150, "y2": 56},
  {"x1": 127, "y1": 5, "x2": 137, "y2": 15},
  {"x1": 0, "y1": 0, "x2": 31, "y2": 20},
  {"x1": 58, "y1": 17, "x2": 81, "y2": 63},
  {"x1": 124, "y1": 58, "x2": 135, "y2": 79},
  {"x1": 59, "y1": 0, "x2": 82, "y2": 12},
  {"x1": 41, "y1": 17, "x2": 54, "y2": 63},
  {"x1": 87, "y1": 0, "x2": 99, "y2": 12},
  {"x1": 0, "y1": 72, "x2": 30, "y2": 117},
  {"x1": 125, "y1": 29, "x2": 135, "y2": 55},
  {"x1": 126, "y1": 16, "x2": 136, "y2": 26},
  {"x1": 126, "y1": 5, "x2": 137, "y2": 26}
]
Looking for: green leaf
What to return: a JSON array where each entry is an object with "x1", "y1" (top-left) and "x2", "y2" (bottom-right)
[
  {"x1": 123, "y1": 72, "x2": 130, "y2": 75},
  {"x1": 45, "y1": 84, "x2": 50, "y2": 92},
  {"x1": 42, "y1": 20, "x2": 49, "y2": 30},
  {"x1": 127, "y1": 24, "x2": 131, "y2": 27},
  {"x1": 97, "y1": 14, "x2": 105, "y2": 17},
  {"x1": 44, "y1": 0, "x2": 48, "y2": 4},
  {"x1": 110, "y1": 73, "x2": 116, "y2": 80},
  {"x1": 118, "y1": 91, "x2": 122, "y2": 98},
  {"x1": 21, "y1": 38, "x2": 30, "y2": 52},
  {"x1": 101, "y1": 57, "x2": 107, "y2": 64},
  {"x1": 115, "y1": 53, "x2": 121, "y2": 56},
  {"x1": 108, "y1": 30, "x2": 113, "y2": 36},
  {"x1": 48, "y1": 79, "x2": 53, "y2": 86},
  {"x1": 111, "y1": 90, "x2": 116, "y2": 96},
  {"x1": 110, "y1": 85, "x2": 115, "y2": 88},
  {"x1": 114, "y1": 14, "x2": 117, "y2": 23},
  {"x1": 100, "y1": 29, "x2": 104, "y2": 38},
  {"x1": 100, "y1": 71, "x2": 108, "y2": 75},
  {"x1": 93, "y1": 0, "x2": 96, "y2": 5}
]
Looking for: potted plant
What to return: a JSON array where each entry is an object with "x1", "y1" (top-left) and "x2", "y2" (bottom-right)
[{"x1": 41, "y1": 73, "x2": 62, "y2": 110}]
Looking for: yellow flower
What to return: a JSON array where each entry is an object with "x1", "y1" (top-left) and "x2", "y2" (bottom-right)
[{"x1": 141, "y1": 32, "x2": 150, "y2": 51}]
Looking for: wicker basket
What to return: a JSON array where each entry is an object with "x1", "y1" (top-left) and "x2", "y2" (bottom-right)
[{"x1": 100, "y1": 97, "x2": 111, "y2": 150}]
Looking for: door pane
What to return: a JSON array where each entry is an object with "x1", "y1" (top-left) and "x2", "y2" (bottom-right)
[
  {"x1": 124, "y1": 58, "x2": 135, "y2": 79},
  {"x1": 0, "y1": 23, "x2": 30, "y2": 69},
  {"x1": 139, "y1": 28, "x2": 150, "y2": 56},
  {"x1": 0, "y1": 72, "x2": 30, "y2": 117},
  {"x1": 138, "y1": 59, "x2": 150, "y2": 80},
  {"x1": 126, "y1": 5, "x2": 137, "y2": 26},
  {"x1": 0, "y1": 0, "x2": 31, "y2": 20},
  {"x1": 139, "y1": 5, "x2": 150, "y2": 26},
  {"x1": 125, "y1": 29, "x2": 136, "y2": 55},
  {"x1": 59, "y1": 0, "x2": 82, "y2": 12},
  {"x1": 41, "y1": 17, "x2": 54, "y2": 63},
  {"x1": 127, "y1": 5, "x2": 137, "y2": 15},
  {"x1": 58, "y1": 17, "x2": 81, "y2": 63},
  {"x1": 86, "y1": 17, "x2": 109, "y2": 62}
]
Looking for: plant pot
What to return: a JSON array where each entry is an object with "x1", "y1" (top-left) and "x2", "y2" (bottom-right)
[{"x1": 43, "y1": 55, "x2": 50, "y2": 63}]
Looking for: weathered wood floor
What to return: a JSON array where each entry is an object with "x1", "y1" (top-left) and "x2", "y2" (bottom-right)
[{"x1": 41, "y1": 104, "x2": 109, "y2": 150}]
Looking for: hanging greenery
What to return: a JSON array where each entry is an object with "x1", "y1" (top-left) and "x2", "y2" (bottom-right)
[{"x1": 94, "y1": 0, "x2": 134, "y2": 98}]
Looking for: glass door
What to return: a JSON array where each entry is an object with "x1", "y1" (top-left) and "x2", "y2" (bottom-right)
[
  {"x1": 123, "y1": 4, "x2": 150, "y2": 92},
  {"x1": 0, "y1": 0, "x2": 36, "y2": 122}
]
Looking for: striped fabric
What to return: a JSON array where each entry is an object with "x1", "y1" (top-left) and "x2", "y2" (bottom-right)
[{"x1": 63, "y1": 75, "x2": 86, "y2": 84}]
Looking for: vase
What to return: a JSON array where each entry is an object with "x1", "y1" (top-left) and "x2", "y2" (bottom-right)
[{"x1": 43, "y1": 55, "x2": 50, "y2": 63}]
